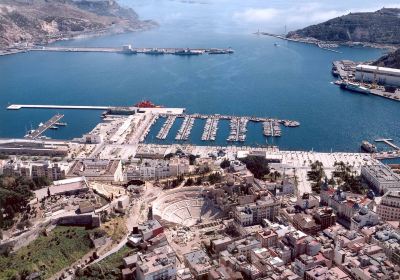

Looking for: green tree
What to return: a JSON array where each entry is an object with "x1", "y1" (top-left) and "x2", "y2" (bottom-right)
[
  {"x1": 239, "y1": 156, "x2": 270, "y2": 179},
  {"x1": 220, "y1": 159, "x2": 230, "y2": 169}
]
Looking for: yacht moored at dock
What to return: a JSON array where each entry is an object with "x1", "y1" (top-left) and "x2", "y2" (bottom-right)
[{"x1": 361, "y1": 141, "x2": 377, "y2": 153}]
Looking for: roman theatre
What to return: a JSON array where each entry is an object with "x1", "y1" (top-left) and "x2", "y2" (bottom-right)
[{"x1": 152, "y1": 187, "x2": 222, "y2": 227}]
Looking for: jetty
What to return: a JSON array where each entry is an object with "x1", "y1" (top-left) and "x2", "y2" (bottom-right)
[
  {"x1": 29, "y1": 46, "x2": 234, "y2": 56},
  {"x1": 25, "y1": 114, "x2": 64, "y2": 140}
]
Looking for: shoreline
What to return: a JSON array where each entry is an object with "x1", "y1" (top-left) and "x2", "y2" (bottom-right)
[
  {"x1": 0, "y1": 22, "x2": 157, "y2": 57},
  {"x1": 258, "y1": 32, "x2": 399, "y2": 52}
]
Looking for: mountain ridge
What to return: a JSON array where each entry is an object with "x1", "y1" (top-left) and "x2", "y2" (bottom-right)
[
  {"x1": 287, "y1": 8, "x2": 400, "y2": 45},
  {"x1": 0, "y1": 0, "x2": 156, "y2": 50}
]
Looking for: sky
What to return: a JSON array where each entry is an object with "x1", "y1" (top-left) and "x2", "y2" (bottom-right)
[{"x1": 122, "y1": 0, "x2": 400, "y2": 33}]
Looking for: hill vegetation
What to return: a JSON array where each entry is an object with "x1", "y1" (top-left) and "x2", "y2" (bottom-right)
[
  {"x1": 0, "y1": 0, "x2": 156, "y2": 49},
  {"x1": 287, "y1": 8, "x2": 400, "y2": 45},
  {"x1": 373, "y1": 48, "x2": 400, "y2": 69},
  {"x1": 0, "y1": 226, "x2": 95, "y2": 279}
]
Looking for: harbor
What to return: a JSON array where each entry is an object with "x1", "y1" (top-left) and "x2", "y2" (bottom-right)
[{"x1": 7, "y1": 102, "x2": 303, "y2": 145}]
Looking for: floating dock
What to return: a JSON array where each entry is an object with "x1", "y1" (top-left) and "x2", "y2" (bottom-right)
[
  {"x1": 176, "y1": 116, "x2": 195, "y2": 141},
  {"x1": 227, "y1": 118, "x2": 248, "y2": 142},
  {"x1": 25, "y1": 114, "x2": 64, "y2": 140},
  {"x1": 201, "y1": 117, "x2": 219, "y2": 141}
]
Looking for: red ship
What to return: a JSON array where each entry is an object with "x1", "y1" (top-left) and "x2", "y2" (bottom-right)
[{"x1": 134, "y1": 100, "x2": 163, "y2": 108}]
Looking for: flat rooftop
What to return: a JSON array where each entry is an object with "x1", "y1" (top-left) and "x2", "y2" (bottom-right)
[{"x1": 356, "y1": 64, "x2": 400, "y2": 76}]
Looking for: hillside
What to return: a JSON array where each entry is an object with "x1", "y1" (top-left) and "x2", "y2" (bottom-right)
[
  {"x1": 287, "y1": 8, "x2": 400, "y2": 45},
  {"x1": 0, "y1": 0, "x2": 156, "y2": 50},
  {"x1": 373, "y1": 49, "x2": 400, "y2": 69}
]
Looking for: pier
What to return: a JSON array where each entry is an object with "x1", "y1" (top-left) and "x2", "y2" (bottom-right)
[
  {"x1": 201, "y1": 117, "x2": 219, "y2": 141},
  {"x1": 25, "y1": 114, "x2": 64, "y2": 140},
  {"x1": 176, "y1": 116, "x2": 195, "y2": 141},
  {"x1": 263, "y1": 121, "x2": 282, "y2": 137},
  {"x1": 375, "y1": 139, "x2": 400, "y2": 150},
  {"x1": 29, "y1": 46, "x2": 234, "y2": 56},
  {"x1": 157, "y1": 116, "x2": 176, "y2": 140}
]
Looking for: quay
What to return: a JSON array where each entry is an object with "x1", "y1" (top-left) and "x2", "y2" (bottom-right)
[
  {"x1": 29, "y1": 46, "x2": 234, "y2": 56},
  {"x1": 25, "y1": 114, "x2": 64, "y2": 140},
  {"x1": 259, "y1": 32, "x2": 342, "y2": 53}
]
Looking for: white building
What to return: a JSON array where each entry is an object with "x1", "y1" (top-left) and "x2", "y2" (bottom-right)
[
  {"x1": 67, "y1": 159, "x2": 124, "y2": 182},
  {"x1": 136, "y1": 245, "x2": 177, "y2": 280},
  {"x1": 355, "y1": 64, "x2": 400, "y2": 87},
  {"x1": 233, "y1": 194, "x2": 280, "y2": 226},
  {"x1": 361, "y1": 164, "x2": 400, "y2": 194},
  {"x1": 377, "y1": 191, "x2": 400, "y2": 221},
  {"x1": 350, "y1": 206, "x2": 380, "y2": 230},
  {"x1": 124, "y1": 158, "x2": 189, "y2": 181}
]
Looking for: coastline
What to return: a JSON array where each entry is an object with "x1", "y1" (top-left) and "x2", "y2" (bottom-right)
[
  {"x1": 0, "y1": 21, "x2": 157, "y2": 57},
  {"x1": 259, "y1": 32, "x2": 399, "y2": 52}
]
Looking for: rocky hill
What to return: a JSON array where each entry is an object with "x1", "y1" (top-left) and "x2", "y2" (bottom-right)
[
  {"x1": 287, "y1": 8, "x2": 400, "y2": 45},
  {"x1": 373, "y1": 49, "x2": 400, "y2": 69},
  {"x1": 0, "y1": 0, "x2": 156, "y2": 49}
]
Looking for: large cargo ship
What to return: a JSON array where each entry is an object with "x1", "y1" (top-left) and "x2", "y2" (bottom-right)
[{"x1": 340, "y1": 81, "x2": 370, "y2": 94}]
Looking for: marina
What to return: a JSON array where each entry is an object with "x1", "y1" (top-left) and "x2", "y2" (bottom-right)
[
  {"x1": 175, "y1": 116, "x2": 196, "y2": 141},
  {"x1": 157, "y1": 116, "x2": 177, "y2": 140},
  {"x1": 227, "y1": 118, "x2": 248, "y2": 142},
  {"x1": 201, "y1": 117, "x2": 219, "y2": 141},
  {"x1": 24, "y1": 114, "x2": 64, "y2": 140}
]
